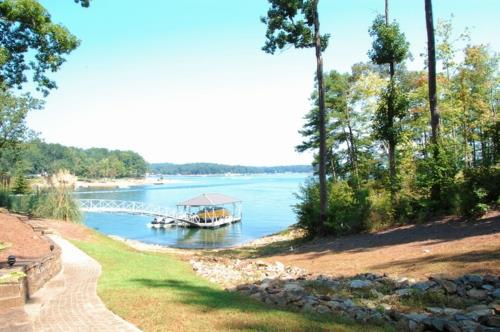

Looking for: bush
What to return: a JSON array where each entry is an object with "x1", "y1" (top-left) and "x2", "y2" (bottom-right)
[
  {"x1": 11, "y1": 174, "x2": 30, "y2": 195},
  {"x1": 294, "y1": 179, "x2": 321, "y2": 237},
  {"x1": 455, "y1": 166, "x2": 500, "y2": 216},
  {"x1": 10, "y1": 193, "x2": 41, "y2": 215},
  {"x1": 8, "y1": 187, "x2": 81, "y2": 223},
  {"x1": 294, "y1": 179, "x2": 370, "y2": 237},
  {"x1": 34, "y1": 188, "x2": 82, "y2": 223},
  {"x1": 367, "y1": 188, "x2": 394, "y2": 230},
  {"x1": 325, "y1": 182, "x2": 370, "y2": 235},
  {"x1": 0, "y1": 190, "x2": 12, "y2": 208}
]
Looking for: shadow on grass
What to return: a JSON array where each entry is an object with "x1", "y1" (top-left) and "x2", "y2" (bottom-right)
[{"x1": 128, "y1": 277, "x2": 385, "y2": 331}]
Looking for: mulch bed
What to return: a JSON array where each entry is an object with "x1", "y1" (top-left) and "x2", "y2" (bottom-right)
[{"x1": 0, "y1": 213, "x2": 51, "y2": 262}]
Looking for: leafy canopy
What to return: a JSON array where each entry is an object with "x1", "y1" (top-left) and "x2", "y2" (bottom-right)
[
  {"x1": 0, "y1": 0, "x2": 82, "y2": 95},
  {"x1": 368, "y1": 15, "x2": 409, "y2": 65},
  {"x1": 0, "y1": 90, "x2": 42, "y2": 152},
  {"x1": 261, "y1": 0, "x2": 329, "y2": 54}
]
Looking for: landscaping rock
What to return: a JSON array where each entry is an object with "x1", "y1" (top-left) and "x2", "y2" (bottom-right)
[
  {"x1": 440, "y1": 279, "x2": 458, "y2": 294},
  {"x1": 480, "y1": 316, "x2": 500, "y2": 328},
  {"x1": 349, "y1": 279, "x2": 372, "y2": 289},
  {"x1": 468, "y1": 288, "x2": 488, "y2": 300},
  {"x1": 189, "y1": 257, "x2": 500, "y2": 331},
  {"x1": 396, "y1": 288, "x2": 412, "y2": 297},
  {"x1": 465, "y1": 275, "x2": 484, "y2": 287}
]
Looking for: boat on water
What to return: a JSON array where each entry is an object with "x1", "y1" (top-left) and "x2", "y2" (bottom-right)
[
  {"x1": 176, "y1": 193, "x2": 242, "y2": 228},
  {"x1": 147, "y1": 216, "x2": 176, "y2": 228},
  {"x1": 147, "y1": 193, "x2": 242, "y2": 229}
]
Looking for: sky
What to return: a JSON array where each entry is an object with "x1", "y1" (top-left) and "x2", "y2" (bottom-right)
[{"x1": 26, "y1": 0, "x2": 500, "y2": 166}]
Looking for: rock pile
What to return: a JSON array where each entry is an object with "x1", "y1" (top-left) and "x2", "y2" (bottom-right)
[
  {"x1": 190, "y1": 258, "x2": 500, "y2": 331},
  {"x1": 190, "y1": 257, "x2": 306, "y2": 288}
]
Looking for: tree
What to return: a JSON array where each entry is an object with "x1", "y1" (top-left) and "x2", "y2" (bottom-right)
[
  {"x1": 0, "y1": 0, "x2": 87, "y2": 95},
  {"x1": 0, "y1": 90, "x2": 42, "y2": 161},
  {"x1": 425, "y1": 0, "x2": 442, "y2": 202},
  {"x1": 425, "y1": 0, "x2": 439, "y2": 143},
  {"x1": 262, "y1": 0, "x2": 330, "y2": 235},
  {"x1": 368, "y1": 12, "x2": 409, "y2": 199}
]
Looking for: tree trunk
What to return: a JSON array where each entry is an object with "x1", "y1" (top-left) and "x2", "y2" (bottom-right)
[
  {"x1": 388, "y1": 139, "x2": 396, "y2": 198},
  {"x1": 313, "y1": 0, "x2": 327, "y2": 235},
  {"x1": 385, "y1": 1, "x2": 397, "y2": 200},
  {"x1": 425, "y1": 0, "x2": 441, "y2": 202},
  {"x1": 425, "y1": 0, "x2": 439, "y2": 143},
  {"x1": 345, "y1": 109, "x2": 358, "y2": 178}
]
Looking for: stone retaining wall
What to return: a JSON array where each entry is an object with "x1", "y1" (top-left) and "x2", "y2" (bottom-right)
[
  {"x1": 0, "y1": 216, "x2": 62, "y2": 310},
  {"x1": 22, "y1": 238, "x2": 61, "y2": 297}
]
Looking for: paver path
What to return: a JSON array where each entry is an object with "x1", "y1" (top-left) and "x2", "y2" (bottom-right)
[{"x1": 25, "y1": 235, "x2": 141, "y2": 332}]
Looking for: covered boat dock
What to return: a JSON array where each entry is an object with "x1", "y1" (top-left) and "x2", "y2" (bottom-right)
[{"x1": 176, "y1": 193, "x2": 242, "y2": 228}]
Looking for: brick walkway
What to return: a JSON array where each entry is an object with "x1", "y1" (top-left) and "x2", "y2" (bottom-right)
[{"x1": 24, "y1": 235, "x2": 141, "y2": 332}]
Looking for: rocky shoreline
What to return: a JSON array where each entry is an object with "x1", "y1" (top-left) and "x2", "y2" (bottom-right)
[{"x1": 190, "y1": 257, "x2": 500, "y2": 332}]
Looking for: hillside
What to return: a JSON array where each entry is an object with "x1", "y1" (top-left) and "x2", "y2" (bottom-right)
[{"x1": 150, "y1": 162, "x2": 312, "y2": 175}]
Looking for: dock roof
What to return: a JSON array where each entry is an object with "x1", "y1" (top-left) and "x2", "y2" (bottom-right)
[{"x1": 177, "y1": 193, "x2": 241, "y2": 207}]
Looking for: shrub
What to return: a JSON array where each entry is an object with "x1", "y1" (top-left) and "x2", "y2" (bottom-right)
[
  {"x1": 0, "y1": 190, "x2": 12, "y2": 208},
  {"x1": 11, "y1": 174, "x2": 30, "y2": 195},
  {"x1": 325, "y1": 181, "x2": 370, "y2": 235},
  {"x1": 294, "y1": 179, "x2": 370, "y2": 236},
  {"x1": 34, "y1": 187, "x2": 81, "y2": 223},
  {"x1": 455, "y1": 166, "x2": 500, "y2": 216}
]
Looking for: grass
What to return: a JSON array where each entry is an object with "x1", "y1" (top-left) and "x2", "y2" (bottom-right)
[
  {"x1": 397, "y1": 289, "x2": 475, "y2": 311},
  {"x1": 0, "y1": 242, "x2": 11, "y2": 251},
  {"x1": 73, "y1": 232, "x2": 393, "y2": 332}
]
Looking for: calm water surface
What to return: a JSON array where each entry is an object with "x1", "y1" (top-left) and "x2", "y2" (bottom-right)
[{"x1": 75, "y1": 174, "x2": 309, "y2": 248}]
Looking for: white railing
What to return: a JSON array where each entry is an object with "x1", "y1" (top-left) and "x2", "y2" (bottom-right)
[{"x1": 78, "y1": 199, "x2": 178, "y2": 217}]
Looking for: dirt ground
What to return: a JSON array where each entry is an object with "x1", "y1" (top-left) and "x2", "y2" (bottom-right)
[
  {"x1": 4, "y1": 210, "x2": 499, "y2": 281},
  {"x1": 261, "y1": 211, "x2": 500, "y2": 280},
  {"x1": 33, "y1": 218, "x2": 94, "y2": 242},
  {"x1": 0, "y1": 213, "x2": 51, "y2": 261}
]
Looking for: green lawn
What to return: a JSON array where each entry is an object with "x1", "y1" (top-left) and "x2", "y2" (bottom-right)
[{"x1": 73, "y1": 233, "x2": 393, "y2": 332}]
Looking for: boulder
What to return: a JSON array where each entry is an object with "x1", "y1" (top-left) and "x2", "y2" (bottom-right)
[
  {"x1": 479, "y1": 316, "x2": 500, "y2": 328},
  {"x1": 349, "y1": 279, "x2": 373, "y2": 289},
  {"x1": 467, "y1": 288, "x2": 488, "y2": 300},
  {"x1": 465, "y1": 274, "x2": 483, "y2": 287},
  {"x1": 440, "y1": 279, "x2": 457, "y2": 294}
]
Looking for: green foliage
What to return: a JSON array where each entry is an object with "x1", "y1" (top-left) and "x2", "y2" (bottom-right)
[
  {"x1": 368, "y1": 15, "x2": 409, "y2": 66},
  {"x1": 261, "y1": 0, "x2": 329, "y2": 54},
  {"x1": 0, "y1": 189, "x2": 12, "y2": 207},
  {"x1": 10, "y1": 192, "x2": 40, "y2": 214},
  {"x1": 0, "y1": 271, "x2": 26, "y2": 283},
  {"x1": 0, "y1": 90, "x2": 43, "y2": 160},
  {"x1": 20, "y1": 140, "x2": 148, "y2": 179},
  {"x1": 33, "y1": 187, "x2": 81, "y2": 222},
  {"x1": 373, "y1": 79, "x2": 409, "y2": 147},
  {"x1": 455, "y1": 166, "x2": 500, "y2": 216},
  {"x1": 0, "y1": 0, "x2": 85, "y2": 95},
  {"x1": 295, "y1": 180, "x2": 370, "y2": 236},
  {"x1": 0, "y1": 241, "x2": 11, "y2": 251},
  {"x1": 150, "y1": 162, "x2": 311, "y2": 175},
  {"x1": 72, "y1": 232, "x2": 392, "y2": 332},
  {"x1": 9, "y1": 187, "x2": 81, "y2": 223},
  {"x1": 11, "y1": 172, "x2": 29, "y2": 194}
]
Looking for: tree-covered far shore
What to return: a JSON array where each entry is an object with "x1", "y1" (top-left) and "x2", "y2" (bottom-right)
[{"x1": 10, "y1": 140, "x2": 148, "y2": 179}]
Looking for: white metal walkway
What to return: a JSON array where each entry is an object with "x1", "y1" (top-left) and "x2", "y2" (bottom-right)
[{"x1": 78, "y1": 199, "x2": 178, "y2": 218}]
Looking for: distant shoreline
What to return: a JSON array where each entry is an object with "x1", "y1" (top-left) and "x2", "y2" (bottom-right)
[
  {"x1": 75, "y1": 177, "x2": 170, "y2": 189},
  {"x1": 75, "y1": 173, "x2": 311, "y2": 189}
]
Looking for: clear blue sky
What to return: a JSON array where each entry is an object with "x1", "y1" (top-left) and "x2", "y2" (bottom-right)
[{"x1": 27, "y1": 0, "x2": 499, "y2": 165}]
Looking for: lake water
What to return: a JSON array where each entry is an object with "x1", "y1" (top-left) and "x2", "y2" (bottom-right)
[{"x1": 75, "y1": 173, "x2": 310, "y2": 248}]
